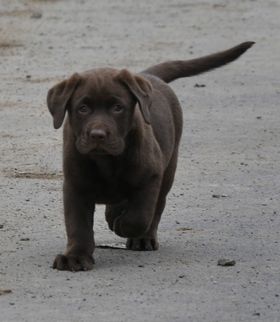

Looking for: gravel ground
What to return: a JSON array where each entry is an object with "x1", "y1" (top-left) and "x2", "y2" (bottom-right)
[{"x1": 0, "y1": 0, "x2": 279, "y2": 321}]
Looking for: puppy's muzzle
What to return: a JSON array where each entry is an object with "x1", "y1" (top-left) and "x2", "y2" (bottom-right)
[{"x1": 76, "y1": 125, "x2": 125, "y2": 156}]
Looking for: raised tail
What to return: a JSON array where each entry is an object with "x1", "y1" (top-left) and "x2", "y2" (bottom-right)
[{"x1": 141, "y1": 42, "x2": 254, "y2": 83}]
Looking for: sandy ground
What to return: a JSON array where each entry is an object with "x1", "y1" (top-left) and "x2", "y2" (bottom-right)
[{"x1": 0, "y1": 0, "x2": 279, "y2": 321}]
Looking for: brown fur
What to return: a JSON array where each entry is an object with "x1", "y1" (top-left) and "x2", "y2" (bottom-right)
[{"x1": 47, "y1": 42, "x2": 254, "y2": 271}]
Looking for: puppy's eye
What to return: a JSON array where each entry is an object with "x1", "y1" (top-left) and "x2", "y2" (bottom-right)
[
  {"x1": 78, "y1": 105, "x2": 90, "y2": 114},
  {"x1": 112, "y1": 104, "x2": 124, "y2": 113}
]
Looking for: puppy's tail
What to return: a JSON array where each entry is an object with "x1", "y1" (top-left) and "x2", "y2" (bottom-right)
[{"x1": 141, "y1": 42, "x2": 254, "y2": 83}]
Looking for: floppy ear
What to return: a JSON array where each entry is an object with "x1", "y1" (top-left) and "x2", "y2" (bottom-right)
[
  {"x1": 47, "y1": 73, "x2": 80, "y2": 129},
  {"x1": 116, "y1": 69, "x2": 152, "y2": 124}
]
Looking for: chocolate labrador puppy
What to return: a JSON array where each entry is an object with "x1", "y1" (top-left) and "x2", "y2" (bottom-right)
[{"x1": 47, "y1": 42, "x2": 254, "y2": 271}]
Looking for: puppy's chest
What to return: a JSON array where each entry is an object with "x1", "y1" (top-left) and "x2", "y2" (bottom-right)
[{"x1": 89, "y1": 160, "x2": 132, "y2": 204}]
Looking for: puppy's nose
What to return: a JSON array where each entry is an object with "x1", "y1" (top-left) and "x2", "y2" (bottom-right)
[{"x1": 89, "y1": 129, "x2": 107, "y2": 141}]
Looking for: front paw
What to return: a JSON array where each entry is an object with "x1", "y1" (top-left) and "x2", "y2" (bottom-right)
[
  {"x1": 53, "y1": 253, "x2": 94, "y2": 271},
  {"x1": 126, "y1": 237, "x2": 159, "y2": 251}
]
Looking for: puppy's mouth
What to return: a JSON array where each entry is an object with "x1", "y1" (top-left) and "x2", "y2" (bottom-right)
[
  {"x1": 89, "y1": 148, "x2": 108, "y2": 156},
  {"x1": 76, "y1": 137, "x2": 125, "y2": 157}
]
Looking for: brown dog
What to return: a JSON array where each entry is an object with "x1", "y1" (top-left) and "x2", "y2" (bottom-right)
[{"x1": 47, "y1": 42, "x2": 254, "y2": 271}]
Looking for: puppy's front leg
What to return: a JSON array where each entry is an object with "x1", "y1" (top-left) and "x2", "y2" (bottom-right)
[
  {"x1": 53, "y1": 181, "x2": 95, "y2": 271},
  {"x1": 113, "y1": 177, "x2": 161, "y2": 239}
]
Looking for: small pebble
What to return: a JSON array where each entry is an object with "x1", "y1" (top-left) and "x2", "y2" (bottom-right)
[
  {"x1": 31, "y1": 12, "x2": 42, "y2": 19},
  {"x1": 212, "y1": 194, "x2": 228, "y2": 198},
  {"x1": 217, "y1": 258, "x2": 236, "y2": 266},
  {"x1": 0, "y1": 289, "x2": 12, "y2": 296}
]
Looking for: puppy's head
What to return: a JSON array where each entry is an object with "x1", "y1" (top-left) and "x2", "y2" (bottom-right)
[{"x1": 47, "y1": 68, "x2": 152, "y2": 157}]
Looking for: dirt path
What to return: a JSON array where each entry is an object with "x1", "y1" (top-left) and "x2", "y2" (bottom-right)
[{"x1": 0, "y1": 1, "x2": 279, "y2": 321}]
